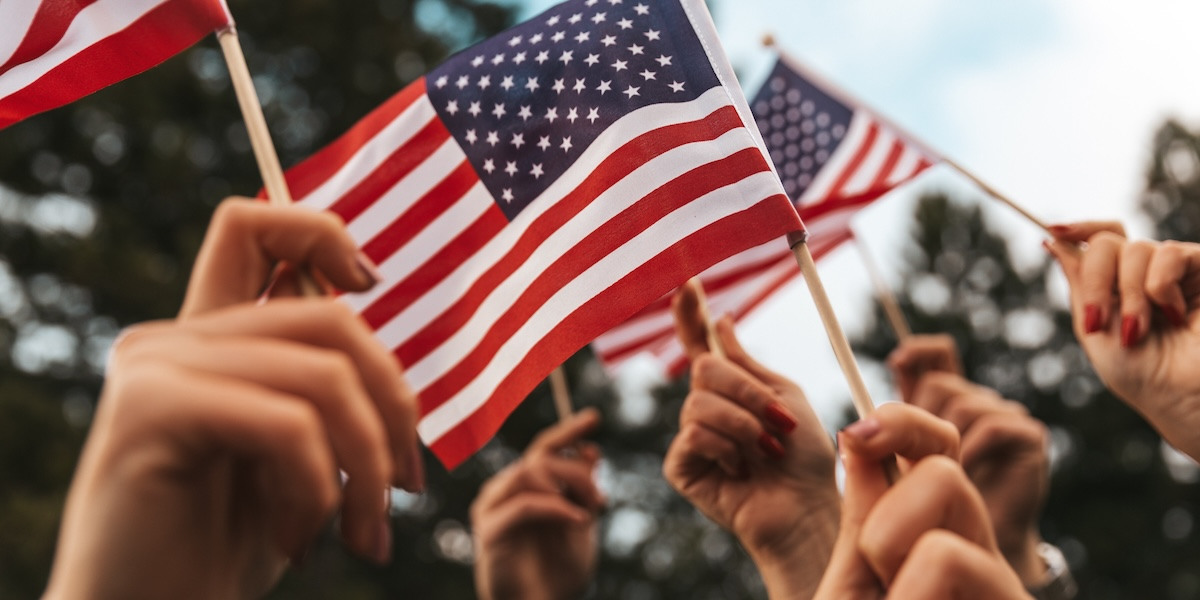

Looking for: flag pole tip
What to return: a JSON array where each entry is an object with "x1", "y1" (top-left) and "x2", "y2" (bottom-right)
[{"x1": 761, "y1": 33, "x2": 776, "y2": 48}]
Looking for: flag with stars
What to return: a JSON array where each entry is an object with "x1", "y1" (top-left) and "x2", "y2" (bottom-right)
[
  {"x1": 594, "y1": 54, "x2": 937, "y2": 375},
  {"x1": 282, "y1": 0, "x2": 802, "y2": 467}
]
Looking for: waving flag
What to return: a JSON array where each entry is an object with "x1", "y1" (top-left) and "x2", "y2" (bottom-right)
[
  {"x1": 0, "y1": 0, "x2": 233, "y2": 129},
  {"x1": 284, "y1": 0, "x2": 802, "y2": 467},
  {"x1": 594, "y1": 54, "x2": 937, "y2": 374}
]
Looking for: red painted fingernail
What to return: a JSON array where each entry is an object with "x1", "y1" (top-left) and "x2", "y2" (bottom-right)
[
  {"x1": 758, "y1": 431, "x2": 786, "y2": 459},
  {"x1": 764, "y1": 401, "x2": 798, "y2": 434},
  {"x1": 843, "y1": 417, "x2": 881, "y2": 441},
  {"x1": 1163, "y1": 305, "x2": 1187, "y2": 328},
  {"x1": 1121, "y1": 316, "x2": 1140, "y2": 348},
  {"x1": 1084, "y1": 304, "x2": 1103, "y2": 333},
  {"x1": 1048, "y1": 225, "x2": 1072, "y2": 236}
]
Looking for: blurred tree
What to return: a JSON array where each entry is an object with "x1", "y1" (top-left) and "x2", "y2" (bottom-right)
[{"x1": 851, "y1": 185, "x2": 1200, "y2": 599}]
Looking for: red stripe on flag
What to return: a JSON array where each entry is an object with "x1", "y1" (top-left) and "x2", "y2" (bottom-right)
[
  {"x1": 359, "y1": 160, "x2": 479, "y2": 261},
  {"x1": 326, "y1": 117, "x2": 451, "y2": 222},
  {"x1": 429, "y1": 197, "x2": 793, "y2": 468},
  {"x1": 415, "y1": 146, "x2": 770, "y2": 415},
  {"x1": 286, "y1": 79, "x2": 429, "y2": 200},
  {"x1": 391, "y1": 105, "x2": 747, "y2": 379},
  {"x1": 0, "y1": 0, "x2": 101, "y2": 75},
  {"x1": 824, "y1": 122, "x2": 879, "y2": 200},
  {"x1": 362, "y1": 206, "x2": 508, "y2": 330},
  {"x1": 869, "y1": 138, "x2": 905, "y2": 190},
  {"x1": 0, "y1": 0, "x2": 229, "y2": 129}
]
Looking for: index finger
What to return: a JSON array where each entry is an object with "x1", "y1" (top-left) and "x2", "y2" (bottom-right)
[
  {"x1": 181, "y1": 199, "x2": 379, "y2": 317},
  {"x1": 527, "y1": 408, "x2": 602, "y2": 455},
  {"x1": 690, "y1": 354, "x2": 781, "y2": 416},
  {"x1": 1048, "y1": 221, "x2": 1127, "y2": 243}
]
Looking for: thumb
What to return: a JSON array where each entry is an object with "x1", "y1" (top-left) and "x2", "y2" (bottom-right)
[{"x1": 816, "y1": 433, "x2": 890, "y2": 597}]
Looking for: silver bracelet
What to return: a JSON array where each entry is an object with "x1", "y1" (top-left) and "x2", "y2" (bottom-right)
[{"x1": 1026, "y1": 542, "x2": 1078, "y2": 600}]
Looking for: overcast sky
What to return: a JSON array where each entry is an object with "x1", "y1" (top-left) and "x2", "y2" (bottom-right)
[{"x1": 495, "y1": 0, "x2": 1200, "y2": 423}]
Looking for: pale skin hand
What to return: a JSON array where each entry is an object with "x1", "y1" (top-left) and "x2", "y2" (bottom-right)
[
  {"x1": 663, "y1": 285, "x2": 839, "y2": 599},
  {"x1": 471, "y1": 410, "x2": 604, "y2": 600},
  {"x1": 906, "y1": 372, "x2": 1049, "y2": 586},
  {"x1": 43, "y1": 199, "x2": 422, "y2": 600},
  {"x1": 1046, "y1": 222, "x2": 1200, "y2": 460},
  {"x1": 814, "y1": 415, "x2": 1027, "y2": 599},
  {"x1": 886, "y1": 334, "x2": 964, "y2": 403}
]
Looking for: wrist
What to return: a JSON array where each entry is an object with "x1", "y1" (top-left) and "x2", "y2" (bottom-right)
[
  {"x1": 744, "y1": 497, "x2": 840, "y2": 600},
  {"x1": 1003, "y1": 529, "x2": 1046, "y2": 587}
]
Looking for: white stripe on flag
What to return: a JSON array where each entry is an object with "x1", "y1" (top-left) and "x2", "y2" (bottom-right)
[
  {"x1": 0, "y1": 0, "x2": 43, "y2": 67},
  {"x1": 343, "y1": 136, "x2": 467, "y2": 244},
  {"x1": 797, "y1": 111, "x2": 871, "y2": 205},
  {"x1": 343, "y1": 182, "x2": 492, "y2": 313},
  {"x1": 299, "y1": 97, "x2": 440, "y2": 211},
  {"x1": 889, "y1": 147, "x2": 925, "y2": 185},
  {"x1": 840, "y1": 126, "x2": 896, "y2": 196},
  {"x1": 419, "y1": 169, "x2": 783, "y2": 442},
  {"x1": 0, "y1": 0, "x2": 168, "y2": 99}
]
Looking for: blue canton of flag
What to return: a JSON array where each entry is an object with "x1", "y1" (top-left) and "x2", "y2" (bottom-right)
[
  {"x1": 752, "y1": 57, "x2": 935, "y2": 208},
  {"x1": 427, "y1": 0, "x2": 719, "y2": 220}
]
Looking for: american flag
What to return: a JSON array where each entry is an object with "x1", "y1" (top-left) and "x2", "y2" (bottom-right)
[
  {"x1": 284, "y1": 0, "x2": 803, "y2": 467},
  {"x1": 0, "y1": 0, "x2": 232, "y2": 129},
  {"x1": 594, "y1": 54, "x2": 937, "y2": 374}
]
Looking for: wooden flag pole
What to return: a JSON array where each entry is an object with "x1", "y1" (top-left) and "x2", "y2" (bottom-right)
[
  {"x1": 852, "y1": 236, "x2": 911, "y2": 340},
  {"x1": 761, "y1": 33, "x2": 1053, "y2": 237},
  {"x1": 217, "y1": 26, "x2": 292, "y2": 207},
  {"x1": 686, "y1": 277, "x2": 725, "y2": 359},
  {"x1": 549, "y1": 366, "x2": 573, "y2": 422},
  {"x1": 217, "y1": 26, "x2": 323, "y2": 297},
  {"x1": 791, "y1": 239, "x2": 877, "y2": 418}
]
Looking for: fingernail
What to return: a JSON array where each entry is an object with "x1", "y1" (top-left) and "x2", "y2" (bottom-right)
[
  {"x1": 1163, "y1": 305, "x2": 1187, "y2": 328},
  {"x1": 764, "y1": 401, "x2": 798, "y2": 434},
  {"x1": 355, "y1": 251, "x2": 382, "y2": 287},
  {"x1": 758, "y1": 431, "x2": 786, "y2": 459},
  {"x1": 373, "y1": 520, "x2": 392, "y2": 564},
  {"x1": 406, "y1": 446, "x2": 426, "y2": 493},
  {"x1": 1121, "y1": 315, "x2": 1140, "y2": 348},
  {"x1": 843, "y1": 417, "x2": 881, "y2": 441},
  {"x1": 1084, "y1": 304, "x2": 1103, "y2": 333},
  {"x1": 1048, "y1": 225, "x2": 1072, "y2": 237}
]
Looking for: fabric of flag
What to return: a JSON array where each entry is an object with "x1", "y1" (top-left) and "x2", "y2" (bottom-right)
[
  {"x1": 283, "y1": 0, "x2": 803, "y2": 468},
  {"x1": 594, "y1": 54, "x2": 937, "y2": 374},
  {"x1": 0, "y1": 0, "x2": 233, "y2": 130}
]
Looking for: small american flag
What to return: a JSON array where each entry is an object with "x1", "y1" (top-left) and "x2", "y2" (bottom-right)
[
  {"x1": 594, "y1": 54, "x2": 936, "y2": 374},
  {"x1": 285, "y1": 0, "x2": 803, "y2": 467},
  {"x1": 0, "y1": 0, "x2": 233, "y2": 129}
]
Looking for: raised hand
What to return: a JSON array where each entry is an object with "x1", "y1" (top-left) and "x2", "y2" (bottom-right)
[
  {"x1": 905, "y1": 372, "x2": 1049, "y2": 585},
  {"x1": 43, "y1": 198, "x2": 421, "y2": 600},
  {"x1": 664, "y1": 283, "x2": 842, "y2": 597},
  {"x1": 1047, "y1": 222, "x2": 1200, "y2": 459},
  {"x1": 815, "y1": 411, "x2": 1027, "y2": 599},
  {"x1": 471, "y1": 410, "x2": 604, "y2": 600},
  {"x1": 886, "y1": 333, "x2": 964, "y2": 403}
]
